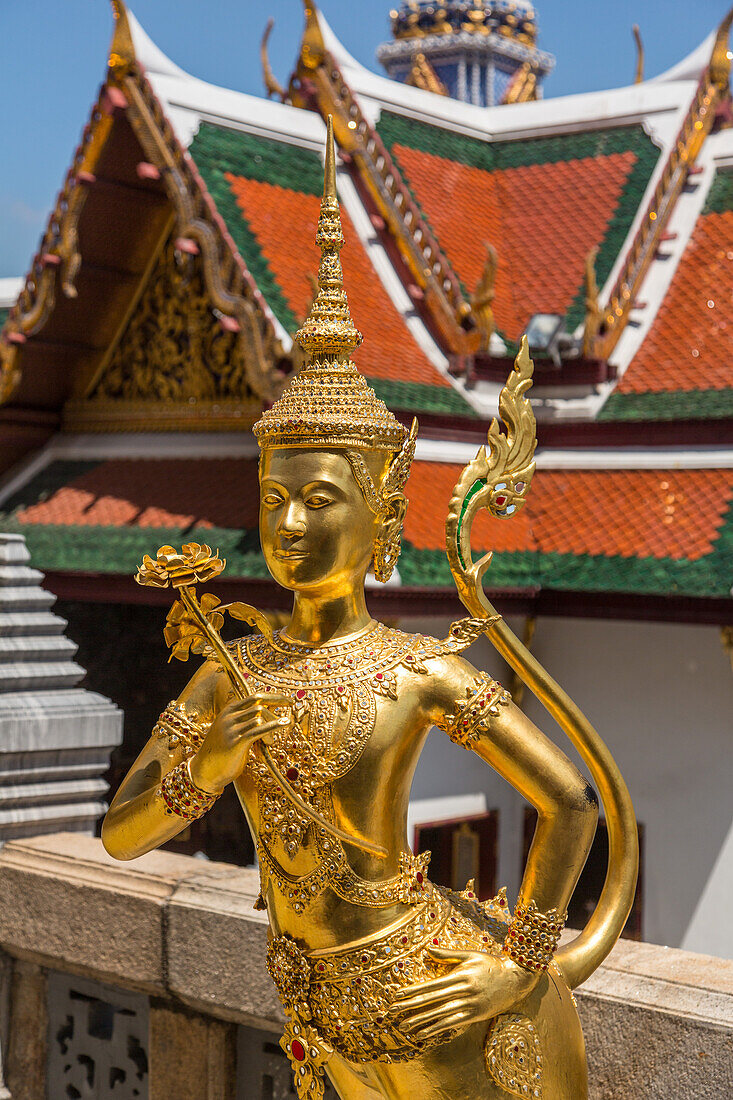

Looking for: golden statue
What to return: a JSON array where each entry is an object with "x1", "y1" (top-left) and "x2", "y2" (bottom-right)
[{"x1": 103, "y1": 118, "x2": 638, "y2": 1100}]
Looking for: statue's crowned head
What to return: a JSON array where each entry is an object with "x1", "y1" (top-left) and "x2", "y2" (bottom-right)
[{"x1": 254, "y1": 117, "x2": 417, "y2": 586}]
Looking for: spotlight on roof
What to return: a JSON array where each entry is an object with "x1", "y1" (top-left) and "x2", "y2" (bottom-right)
[{"x1": 524, "y1": 313, "x2": 578, "y2": 367}]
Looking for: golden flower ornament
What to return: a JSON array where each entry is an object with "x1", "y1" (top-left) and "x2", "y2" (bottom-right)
[{"x1": 135, "y1": 543, "x2": 226, "y2": 589}]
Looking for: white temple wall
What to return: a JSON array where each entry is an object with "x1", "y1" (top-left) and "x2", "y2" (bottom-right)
[{"x1": 404, "y1": 615, "x2": 733, "y2": 957}]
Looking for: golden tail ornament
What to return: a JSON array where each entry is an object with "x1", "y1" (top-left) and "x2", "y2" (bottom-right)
[{"x1": 445, "y1": 336, "x2": 638, "y2": 989}]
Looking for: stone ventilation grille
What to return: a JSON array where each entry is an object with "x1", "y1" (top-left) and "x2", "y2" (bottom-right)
[
  {"x1": 0, "y1": 533, "x2": 122, "y2": 837},
  {"x1": 47, "y1": 973, "x2": 149, "y2": 1098}
]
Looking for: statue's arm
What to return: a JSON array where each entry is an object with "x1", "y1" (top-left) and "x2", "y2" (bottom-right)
[
  {"x1": 101, "y1": 660, "x2": 225, "y2": 861},
  {"x1": 432, "y1": 654, "x2": 598, "y2": 917}
]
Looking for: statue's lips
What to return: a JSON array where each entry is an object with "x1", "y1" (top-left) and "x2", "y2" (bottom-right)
[{"x1": 273, "y1": 549, "x2": 308, "y2": 561}]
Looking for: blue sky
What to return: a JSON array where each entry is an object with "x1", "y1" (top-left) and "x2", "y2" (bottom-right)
[{"x1": 0, "y1": 0, "x2": 726, "y2": 277}]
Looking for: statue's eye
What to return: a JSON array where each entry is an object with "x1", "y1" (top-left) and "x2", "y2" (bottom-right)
[
  {"x1": 262, "y1": 492, "x2": 284, "y2": 507},
  {"x1": 305, "y1": 494, "x2": 332, "y2": 509}
]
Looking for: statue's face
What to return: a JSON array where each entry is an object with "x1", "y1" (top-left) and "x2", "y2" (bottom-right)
[{"x1": 259, "y1": 448, "x2": 383, "y2": 594}]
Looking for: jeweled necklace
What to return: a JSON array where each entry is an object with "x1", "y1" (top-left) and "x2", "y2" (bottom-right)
[{"x1": 236, "y1": 623, "x2": 469, "y2": 906}]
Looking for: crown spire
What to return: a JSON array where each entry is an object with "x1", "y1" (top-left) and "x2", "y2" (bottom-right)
[
  {"x1": 253, "y1": 117, "x2": 407, "y2": 453},
  {"x1": 295, "y1": 116, "x2": 362, "y2": 360}
]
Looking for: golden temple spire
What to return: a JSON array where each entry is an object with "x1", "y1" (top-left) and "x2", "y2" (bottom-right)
[{"x1": 253, "y1": 116, "x2": 406, "y2": 452}]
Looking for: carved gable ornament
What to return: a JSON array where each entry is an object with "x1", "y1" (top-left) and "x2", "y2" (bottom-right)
[{"x1": 64, "y1": 237, "x2": 269, "y2": 432}]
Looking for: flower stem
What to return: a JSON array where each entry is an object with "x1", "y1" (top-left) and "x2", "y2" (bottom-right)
[{"x1": 179, "y1": 585, "x2": 250, "y2": 695}]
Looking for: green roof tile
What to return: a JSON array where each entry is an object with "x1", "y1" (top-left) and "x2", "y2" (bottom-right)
[
  {"x1": 369, "y1": 377, "x2": 478, "y2": 417},
  {"x1": 702, "y1": 168, "x2": 733, "y2": 215},
  {"x1": 598, "y1": 388, "x2": 733, "y2": 422},
  {"x1": 0, "y1": 519, "x2": 269, "y2": 581}
]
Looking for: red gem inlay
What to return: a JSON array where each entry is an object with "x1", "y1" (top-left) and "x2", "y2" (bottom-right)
[
  {"x1": 291, "y1": 1039, "x2": 306, "y2": 1062},
  {"x1": 286, "y1": 767, "x2": 299, "y2": 781}
]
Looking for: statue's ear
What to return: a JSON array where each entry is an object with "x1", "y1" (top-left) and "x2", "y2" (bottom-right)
[
  {"x1": 380, "y1": 491, "x2": 407, "y2": 535},
  {"x1": 372, "y1": 491, "x2": 408, "y2": 583}
]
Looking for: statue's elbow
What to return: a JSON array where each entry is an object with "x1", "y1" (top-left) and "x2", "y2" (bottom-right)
[
  {"x1": 574, "y1": 782, "x2": 600, "y2": 840},
  {"x1": 563, "y1": 780, "x2": 599, "y2": 829},
  {"x1": 100, "y1": 814, "x2": 137, "y2": 862}
]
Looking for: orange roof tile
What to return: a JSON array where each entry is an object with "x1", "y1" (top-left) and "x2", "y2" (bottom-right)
[
  {"x1": 392, "y1": 146, "x2": 636, "y2": 341},
  {"x1": 225, "y1": 175, "x2": 451, "y2": 390},
  {"x1": 15, "y1": 461, "x2": 733, "y2": 565},
  {"x1": 614, "y1": 210, "x2": 733, "y2": 396},
  {"x1": 16, "y1": 459, "x2": 261, "y2": 531},
  {"x1": 405, "y1": 465, "x2": 733, "y2": 560}
]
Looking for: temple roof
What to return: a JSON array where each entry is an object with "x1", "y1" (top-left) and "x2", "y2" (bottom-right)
[{"x1": 0, "y1": 2, "x2": 731, "y2": 621}]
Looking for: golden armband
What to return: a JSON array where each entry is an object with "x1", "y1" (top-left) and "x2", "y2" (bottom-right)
[
  {"x1": 437, "y1": 673, "x2": 511, "y2": 748},
  {"x1": 160, "y1": 759, "x2": 218, "y2": 821},
  {"x1": 503, "y1": 897, "x2": 566, "y2": 973},
  {"x1": 152, "y1": 701, "x2": 210, "y2": 756}
]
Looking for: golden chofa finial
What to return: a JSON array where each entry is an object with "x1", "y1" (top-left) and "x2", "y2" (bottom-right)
[
  {"x1": 109, "y1": 0, "x2": 136, "y2": 71},
  {"x1": 254, "y1": 116, "x2": 406, "y2": 452},
  {"x1": 295, "y1": 116, "x2": 362, "y2": 361}
]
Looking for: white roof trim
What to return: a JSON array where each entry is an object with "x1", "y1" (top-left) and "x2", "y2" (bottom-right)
[
  {"x1": 414, "y1": 437, "x2": 733, "y2": 469},
  {"x1": 316, "y1": 7, "x2": 695, "y2": 141},
  {"x1": 0, "y1": 277, "x2": 22, "y2": 308},
  {"x1": 126, "y1": 7, "x2": 190, "y2": 80},
  {"x1": 150, "y1": 73, "x2": 327, "y2": 153}
]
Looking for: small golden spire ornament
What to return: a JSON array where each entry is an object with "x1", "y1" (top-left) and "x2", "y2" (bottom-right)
[{"x1": 253, "y1": 116, "x2": 407, "y2": 453}]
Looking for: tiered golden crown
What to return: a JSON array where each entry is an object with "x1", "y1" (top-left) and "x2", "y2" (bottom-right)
[{"x1": 253, "y1": 117, "x2": 407, "y2": 453}]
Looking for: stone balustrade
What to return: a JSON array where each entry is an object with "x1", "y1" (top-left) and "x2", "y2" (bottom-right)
[{"x1": 0, "y1": 833, "x2": 730, "y2": 1098}]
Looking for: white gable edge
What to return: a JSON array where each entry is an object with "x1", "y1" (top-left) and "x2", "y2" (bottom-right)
[
  {"x1": 0, "y1": 278, "x2": 23, "y2": 309},
  {"x1": 317, "y1": 7, "x2": 696, "y2": 141}
]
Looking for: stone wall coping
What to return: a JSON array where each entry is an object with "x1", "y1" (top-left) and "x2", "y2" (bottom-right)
[{"x1": 1, "y1": 833, "x2": 731, "y2": 1033}]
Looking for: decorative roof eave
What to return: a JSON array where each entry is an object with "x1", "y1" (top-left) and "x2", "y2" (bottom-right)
[
  {"x1": 405, "y1": 54, "x2": 448, "y2": 98},
  {"x1": 590, "y1": 8, "x2": 733, "y2": 363},
  {"x1": 290, "y1": 1, "x2": 481, "y2": 358},
  {"x1": 0, "y1": 84, "x2": 116, "y2": 407},
  {"x1": 0, "y1": 0, "x2": 285, "y2": 412}
]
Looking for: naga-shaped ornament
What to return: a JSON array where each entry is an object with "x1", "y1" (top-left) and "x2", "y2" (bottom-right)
[
  {"x1": 446, "y1": 334, "x2": 536, "y2": 621},
  {"x1": 444, "y1": 339, "x2": 638, "y2": 993}
]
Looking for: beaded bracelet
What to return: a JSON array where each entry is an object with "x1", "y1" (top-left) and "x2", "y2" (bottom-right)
[
  {"x1": 503, "y1": 897, "x2": 566, "y2": 973},
  {"x1": 153, "y1": 701, "x2": 210, "y2": 757},
  {"x1": 160, "y1": 759, "x2": 218, "y2": 821}
]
